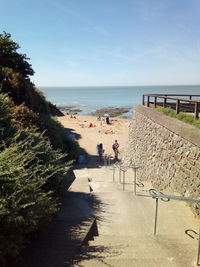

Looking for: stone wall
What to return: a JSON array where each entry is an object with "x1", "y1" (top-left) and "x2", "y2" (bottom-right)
[{"x1": 125, "y1": 105, "x2": 200, "y2": 200}]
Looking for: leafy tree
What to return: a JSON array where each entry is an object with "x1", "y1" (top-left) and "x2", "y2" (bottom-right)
[
  {"x1": 0, "y1": 131, "x2": 68, "y2": 262},
  {"x1": 0, "y1": 32, "x2": 80, "y2": 158},
  {"x1": 0, "y1": 93, "x2": 15, "y2": 144},
  {"x1": 0, "y1": 31, "x2": 81, "y2": 266},
  {"x1": 0, "y1": 94, "x2": 72, "y2": 264},
  {"x1": 0, "y1": 32, "x2": 34, "y2": 78}
]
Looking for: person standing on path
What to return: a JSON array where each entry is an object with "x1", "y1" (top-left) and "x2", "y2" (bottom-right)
[
  {"x1": 97, "y1": 143, "x2": 104, "y2": 162},
  {"x1": 112, "y1": 140, "x2": 119, "y2": 162}
]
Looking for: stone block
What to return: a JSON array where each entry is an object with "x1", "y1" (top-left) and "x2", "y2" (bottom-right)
[{"x1": 175, "y1": 154, "x2": 182, "y2": 161}]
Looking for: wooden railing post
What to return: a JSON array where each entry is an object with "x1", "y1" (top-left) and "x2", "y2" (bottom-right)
[
  {"x1": 176, "y1": 100, "x2": 180, "y2": 114},
  {"x1": 194, "y1": 102, "x2": 199, "y2": 119},
  {"x1": 143, "y1": 95, "x2": 200, "y2": 119},
  {"x1": 142, "y1": 95, "x2": 145, "y2": 105},
  {"x1": 163, "y1": 97, "x2": 167, "y2": 107},
  {"x1": 154, "y1": 97, "x2": 157, "y2": 108},
  {"x1": 147, "y1": 96, "x2": 150, "y2": 107}
]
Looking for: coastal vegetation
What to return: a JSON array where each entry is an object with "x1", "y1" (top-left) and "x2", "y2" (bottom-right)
[
  {"x1": 0, "y1": 32, "x2": 79, "y2": 265},
  {"x1": 156, "y1": 107, "x2": 200, "y2": 129}
]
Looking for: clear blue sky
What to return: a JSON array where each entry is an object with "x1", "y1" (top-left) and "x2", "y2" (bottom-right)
[{"x1": 1, "y1": 0, "x2": 200, "y2": 86}]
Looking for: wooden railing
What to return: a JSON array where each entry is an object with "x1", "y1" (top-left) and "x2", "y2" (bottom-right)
[{"x1": 142, "y1": 94, "x2": 200, "y2": 119}]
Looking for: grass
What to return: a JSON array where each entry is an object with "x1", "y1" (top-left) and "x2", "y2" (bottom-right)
[{"x1": 156, "y1": 107, "x2": 200, "y2": 129}]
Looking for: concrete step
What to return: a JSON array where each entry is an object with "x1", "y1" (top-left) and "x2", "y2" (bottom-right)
[
  {"x1": 73, "y1": 234, "x2": 198, "y2": 266},
  {"x1": 73, "y1": 257, "x2": 197, "y2": 267},
  {"x1": 88, "y1": 234, "x2": 197, "y2": 256},
  {"x1": 91, "y1": 233, "x2": 195, "y2": 243}
]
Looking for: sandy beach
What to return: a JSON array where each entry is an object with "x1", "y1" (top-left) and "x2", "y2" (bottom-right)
[{"x1": 57, "y1": 115, "x2": 131, "y2": 158}]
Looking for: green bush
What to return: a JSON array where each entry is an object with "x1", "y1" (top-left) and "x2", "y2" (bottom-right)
[
  {"x1": 0, "y1": 93, "x2": 15, "y2": 143},
  {"x1": 0, "y1": 130, "x2": 71, "y2": 263},
  {"x1": 11, "y1": 104, "x2": 40, "y2": 130},
  {"x1": 156, "y1": 107, "x2": 200, "y2": 129},
  {"x1": 0, "y1": 93, "x2": 72, "y2": 265},
  {"x1": 0, "y1": 32, "x2": 81, "y2": 158},
  {"x1": 39, "y1": 115, "x2": 80, "y2": 159},
  {"x1": 0, "y1": 33, "x2": 80, "y2": 265}
]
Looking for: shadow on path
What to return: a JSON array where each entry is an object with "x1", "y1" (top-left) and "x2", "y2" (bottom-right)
[
  {"x1": 71, "y1": 243, "x2": 124, "y2": 267},
  {"x1": 14, "y1": 190, "x2": 105, "y2": 267},
  {"x1": 64, "y1": 128, "x2": 82, "y2": 141},
  {"x1": 75, "y1": 154, "x2": 114, "y2": 170}
]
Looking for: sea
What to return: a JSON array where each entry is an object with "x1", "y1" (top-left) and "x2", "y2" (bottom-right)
[{"x1": 40, "y1": 85, "x2": 200, "y2": 117}]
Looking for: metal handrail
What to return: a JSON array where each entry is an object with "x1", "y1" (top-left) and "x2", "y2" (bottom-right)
[
  {"x1": 112, "y1": 163, "x2": 141, "y2": 193},
  {"x1": 112, "y1": 164, "x2": 200, "y2": 264},
  {"x1": 149, "y1": 189, "x2": 200, "y2": 209},
  {"x1": 148, "y1": 188, "x2": 200, "y2": 266}
]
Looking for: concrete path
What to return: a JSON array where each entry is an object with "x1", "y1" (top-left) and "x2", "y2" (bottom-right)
[
  {"x1": 15, "y1": 168, "x2": 99, "y2": 267},
  {"x1": 16, "y1": 156, "x2": 200, "y2": 267},
  {"x1": 72, "y1": 158, "x2": 200, "y2": 267}
]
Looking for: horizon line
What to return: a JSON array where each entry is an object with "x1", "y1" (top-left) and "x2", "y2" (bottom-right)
[{"x1": 37, "y1": 83, "x2": 200, "y2": 88}]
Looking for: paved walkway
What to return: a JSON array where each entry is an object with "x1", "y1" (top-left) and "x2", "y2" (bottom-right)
[
  {"x1": 72, "y1": 158, "x2": 200, "y2": 267},
  {"x1": 17, "y1": 157, "x2": 200, "y2": 267}
]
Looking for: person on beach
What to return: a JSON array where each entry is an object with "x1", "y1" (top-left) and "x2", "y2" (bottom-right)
[
  {"x1": 97, "y1": 143, "x2": 104, "y2": 162},
  {"x1": 106, "y1": 116, "x2": 110, "y2": 125},
  {"x1": 112, "y1": 140, "x2": 119, "y2": 162}
]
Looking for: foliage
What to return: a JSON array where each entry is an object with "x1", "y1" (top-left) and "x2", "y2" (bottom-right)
[
  {"x1": 39, "y1": 115, "x2": 80, "y2": 159},
  {"x1": 0, "y1": 130, "x2": 71, "y2": 262},
  {"x1": 0, "y1": 107, "x2": 72, "y2": 264},
  {"x1": 0, "y1": 32, "x2": 34, "y2": 78},
  {"x1": 0, "y1": 32, "x2": 80, "y2": 158},
  {"x1": 11, "y1": 104, "x2": 40, "y2": 130},
  {"x1": 0, "y1": 93, "x2": 15, "y2": 143},
  {"x1": 0, "y1": 32, "x2": 80, "y2": 264},
  {"x1": 156, "y1": 107, "x2": 200, "y2": 129}
]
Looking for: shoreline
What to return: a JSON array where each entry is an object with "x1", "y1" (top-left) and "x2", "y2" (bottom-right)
[{"x1": 56, "y1": 105, "x2": 133, "y2": 118}]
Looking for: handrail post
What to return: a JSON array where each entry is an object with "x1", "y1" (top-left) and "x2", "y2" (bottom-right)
[
  {"x1": 132, "y1": 165, "x2": 139, "y2": 195},
  {"x1": 122, "y1": 170, "x2": 125, "y2": 191},
  {"x1": 142, "y1": 95, "x2": 145, "y2": 105},
  {"x1": 131, "y1": 165, "x2": 140, "y2": 196},
  {"x1": 119, "y1": 167, "x2": 121, "y2": 184},
  {"x1": 134, "y1": 168, "x2": 136, "y2": 195},
  {"x1": 194, "y1": 102, "x2": 199, "y2": 119},
  {"x1": 113, "y1": 165, "x2": 115, "y2": 182},
  {"x1": 108, "y1": 155, "x2": 110, "y2": 166},
  {"x1": 176, "y1": 99, "x2": 180, "y2": 114},
  {"x1": 197, "y1": 225, "x2": 200, "y2": 266},
  {"x1": 154, "y1": 198, "x2": 159, "y2": 235},
  {"x1": 104, "y1": 155, "x2": 106, "y2": 167}
]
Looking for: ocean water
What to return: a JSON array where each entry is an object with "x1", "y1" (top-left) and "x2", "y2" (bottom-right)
[{"x1": 40, "y1": 85, "x2": 200, "y2": 116}]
